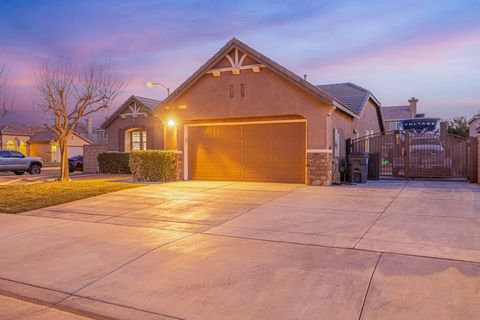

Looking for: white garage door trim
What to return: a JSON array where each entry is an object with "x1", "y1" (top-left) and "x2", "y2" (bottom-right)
[{"x1": 183, "y1": 119, "x2": 307, "y2": 181}]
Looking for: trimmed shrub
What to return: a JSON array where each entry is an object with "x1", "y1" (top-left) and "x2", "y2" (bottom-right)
[
  {"x1": 129, "y1": 150, "x2": 178, "y2": 182},
  {"x1": 97, "y1": 152, "x2": 130, "y2": 174}
]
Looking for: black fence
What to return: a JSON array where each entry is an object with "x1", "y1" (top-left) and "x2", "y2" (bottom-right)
[{"x1": 348, "y1": 130, "x2": 470, "y2": 181}]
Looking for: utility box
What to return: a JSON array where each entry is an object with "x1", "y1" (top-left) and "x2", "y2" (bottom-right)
[{"x1": 348, "y1": 152, "x2": 368, "y2": 183}]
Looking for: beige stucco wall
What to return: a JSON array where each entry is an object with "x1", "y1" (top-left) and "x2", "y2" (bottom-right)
[
  {"x1": 161, "y1": 67, "x2": 333, "y2": 150},
  {"x1": 330, "y1": 99, "x2": 382, "y2": 157},
  {"x1": 29, "y1": 143, "x2": 56, "y2": 162},
  {"x1": 29, "y1": 133, "x2": 89, "y2": 162}
]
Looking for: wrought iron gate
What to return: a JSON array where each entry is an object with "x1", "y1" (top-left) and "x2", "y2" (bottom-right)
[{"x1": 349, "y1": 130, "x2": 470, "y2": 181}]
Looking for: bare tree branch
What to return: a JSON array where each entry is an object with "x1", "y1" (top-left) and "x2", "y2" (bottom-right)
[
  {"x1": 0, "y1": 66, "x2": 14, "y2": 119},
  {"x1": 34, "y1": 60, "x2": 126, "y2": 181}
]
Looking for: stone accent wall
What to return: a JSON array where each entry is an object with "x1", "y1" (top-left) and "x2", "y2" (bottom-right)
[
  {"x1": 83, "y1": 144, "x2": 108, "y2": 173},
  {"x1": 307, "y1": 151, "x2": 333, "y2": 186},
  {"x1": 176, "y1": 152, "x2": 184, "y2": 181}
]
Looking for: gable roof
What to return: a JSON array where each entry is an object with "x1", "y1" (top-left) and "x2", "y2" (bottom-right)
[
  {"x1": 154, "y1": 38, "x2": 358, "y2": 118},
  {"x1": 316, "y1": 82, "x2": 380, "y2": 115},
  {"x1": 0, "y1": 124, "x2": 92, "y2": 144},
  {"x1": 0, "y1": 125, "x2": 33, "y2": 136},
  {"x1": 382, "y1": 105, "x2": 413, "y2": 121},
  {"x1": 101, "y1": 95, "x2": 161, "y2": 129},
  {"x1": 468, "y1": 114, "x2": 480, "y2": 125},
  {"x1": 317, "y1": 82, "x2": 385, "y2": 131}
]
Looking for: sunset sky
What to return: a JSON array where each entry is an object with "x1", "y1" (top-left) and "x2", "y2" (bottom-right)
[{"x1": 1, "y1": 0, "x2": 479, "y2": 125}]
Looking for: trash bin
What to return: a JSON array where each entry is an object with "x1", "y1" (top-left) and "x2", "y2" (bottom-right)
[{"x1": 348, "y1": 152, "x2": 368, "y2": 183}]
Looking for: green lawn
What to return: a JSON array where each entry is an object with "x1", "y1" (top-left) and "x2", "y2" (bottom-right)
[{"x1": 0, "y1": 181, "x2": 143, "y2": 213}]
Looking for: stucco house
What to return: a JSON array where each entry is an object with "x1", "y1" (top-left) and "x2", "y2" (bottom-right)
[
  {"x1": 469, "y1": 115, "x2": 480, "y2": 138},
  {"x1": 102, "y1": 38, "x2": 384, "y2": 185},
  {"x1": 0, "y1": 125, "x2": 91, "y2": 162},
  {"x1": 382, "y1": 97, "x2": 423, "y2": 130}
]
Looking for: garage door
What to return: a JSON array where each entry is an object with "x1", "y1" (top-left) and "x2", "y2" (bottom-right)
[
  {"x1": 67, "y1": 146, "x2": 84, "y2": 157},
  {"x1": 188, "y1": 121, "x2": 306, "y2": 183}
]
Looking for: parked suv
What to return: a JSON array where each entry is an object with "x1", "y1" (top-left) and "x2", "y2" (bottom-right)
[{"x1": 0, "y1": 150, "x2": 43, "y2": 175}]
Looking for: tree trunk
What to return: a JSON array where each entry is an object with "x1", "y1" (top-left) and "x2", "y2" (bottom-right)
[{"x1": 58, "y1": 138, "x2": 70, "y2": 181}]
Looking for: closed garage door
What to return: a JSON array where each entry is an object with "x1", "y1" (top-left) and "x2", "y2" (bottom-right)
[{"x1": 188, "y1": 121, "x2": 306, "y2": 183}]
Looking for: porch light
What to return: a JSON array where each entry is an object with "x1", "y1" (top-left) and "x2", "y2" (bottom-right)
[{"x1": 167, "y1": 119, "x2": 176, "y2": 127}]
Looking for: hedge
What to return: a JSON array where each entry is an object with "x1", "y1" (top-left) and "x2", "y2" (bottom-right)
[
  {"x1": 129, "y1": 150, "x2": 178, "y2": 182},
  {"x1": 97, "y1": 152, "x2": 131, "y2": 174}
]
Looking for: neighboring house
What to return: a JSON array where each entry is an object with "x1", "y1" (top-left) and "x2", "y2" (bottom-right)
[
  {"x1": 76, "y1": 117, "x2": 108, "y2": 145},
  {"x1": 0, "y1": 125, "x2": 91, "y2": 162},
  {"x1": 102, "y1": 38, "x2": 384, "y2": 185},
  {"x1": 102, "y1": 96, "x2": 163, "y2": 152},
  {"x1": 382, "y1": 97, "x2": 423, "y2": 130},
  {"x1": 469, "y1": 115, "x2": 480, "y2": 137}
]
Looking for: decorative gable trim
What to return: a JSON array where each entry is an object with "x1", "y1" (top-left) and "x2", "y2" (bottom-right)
[
  {"x1": 120, "y1": 102, "x2": 148, "y2": 118},
  {"x1": 102, "y1": 95, "x2": 155, "y2": 129},
  {"x1": 206, "y1": 48, "x2": 266, "y2": 77}
]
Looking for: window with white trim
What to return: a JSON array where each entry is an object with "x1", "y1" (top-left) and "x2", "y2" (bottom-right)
[{"x1": 130, "y1": 129, "x2": 147, "y2": 150}]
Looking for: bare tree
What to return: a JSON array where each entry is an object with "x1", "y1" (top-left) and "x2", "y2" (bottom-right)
[
  {"x1": 0, "y1": 66, "x2": 13, "y2": 119},
  {"x1": 34, "y1": 61, "x2": 125, "y2": 181}
]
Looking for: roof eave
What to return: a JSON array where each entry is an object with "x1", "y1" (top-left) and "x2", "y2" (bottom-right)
[
  {"x1": 333, "y1": 100, "x2": 359, "y2": 118},
  {"x1": 101, "y1": 95, "x2": 153, "y2": 129}
]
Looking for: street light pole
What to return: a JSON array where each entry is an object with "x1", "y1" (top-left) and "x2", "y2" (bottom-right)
[{"x1": 146, "y1": 81, "x2": 170, "y2": 96}]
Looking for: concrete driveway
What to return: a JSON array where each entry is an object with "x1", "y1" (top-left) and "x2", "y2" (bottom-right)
[{"x1": 1, "y1": 180, "x2": 480, "y2": 319}]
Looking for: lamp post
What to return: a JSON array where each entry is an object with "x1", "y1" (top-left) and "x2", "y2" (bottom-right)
[{"x1": 146, "y1": 81, "x2": 170, "y2": 96}]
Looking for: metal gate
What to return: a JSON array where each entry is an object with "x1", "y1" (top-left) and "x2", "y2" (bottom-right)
[{"x1": 349, "y1": 130, "x2": 470, "y2": 181}]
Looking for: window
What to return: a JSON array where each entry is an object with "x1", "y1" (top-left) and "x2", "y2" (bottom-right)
[
  {"x1": 11, "y1": 151, "x2": 24, "y2": 158},
  {"x1": 229, "y1": 84, "x2": 234, "y2": 98},
  {"x1": 6, "y1": 140, "x2": 15, "y2": 150},
  {"x1": 130, "y1": 129, "x2": 147, "y2": 150},
  {"x1": 0, "y1": 151, "x2": 10, "y2": 157},
  {"x1": 240, "y1": 83, "x2": 245, "y2": 97},
  {"x1": 142, "y1": 131, "x2": 147, "y2": 150},
  {"x1": 390, "y1": 122, "x2": 399, "y2": 130}
]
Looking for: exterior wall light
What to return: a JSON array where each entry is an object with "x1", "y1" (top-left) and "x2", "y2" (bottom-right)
[{"x1": 167, "y1": 119, "x2": 176, "y2": 127}]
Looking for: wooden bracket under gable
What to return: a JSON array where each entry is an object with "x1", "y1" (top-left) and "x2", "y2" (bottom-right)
[
  {"x1": 207, "y1": 48, "x2": 266, "y2": 77},
  {"x1": 120, "y1": 103, "x2": 148, "y2": 118}
]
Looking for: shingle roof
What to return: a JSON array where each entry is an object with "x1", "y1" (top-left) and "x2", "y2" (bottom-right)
[
  {"x1": 382, "y1": 105, "x2": 413, "y2": 121},
  {"x1": 0, "y1": 124, "x2": 91, "y2": 143},
  {"x1": 101, "y1": 95, "x2": 162, "y2": 128},
  {"x1": 0, "y1": 125, "x2": 33, "y2": 136},
  {"x1": 316, "y1": 83, "x2": 372, "y2": 115},
  {"x1": 136, "y1": 96, "x2": 161, "y2": 111},
  {"x1": 28, "y1": 126, "x2": 58, "y2": 142}
]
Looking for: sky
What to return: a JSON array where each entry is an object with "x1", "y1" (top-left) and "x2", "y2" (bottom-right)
[{"x1": 0, "y1": 0, "x2": 479, "y2": 126}]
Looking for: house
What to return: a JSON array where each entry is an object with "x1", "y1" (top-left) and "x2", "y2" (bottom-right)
[
  {"x1": 382, "y1": 97, "x2": 423, "y2": 130},
  {"x1": 102, "y1": 38, "x2": 384, "y2": 185},
  {"x1": 76, "y1": 117, "x2": 108, "y2": 145},
  {"x1": 0, "y1": 125, "x2": 91, "y2": 162},
  {"x1": 101, "y1": 96, "x2": 163, "y2": 152},
  {"x1": 469, "y1": 115, "x2": 480, "y2": 137}
]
